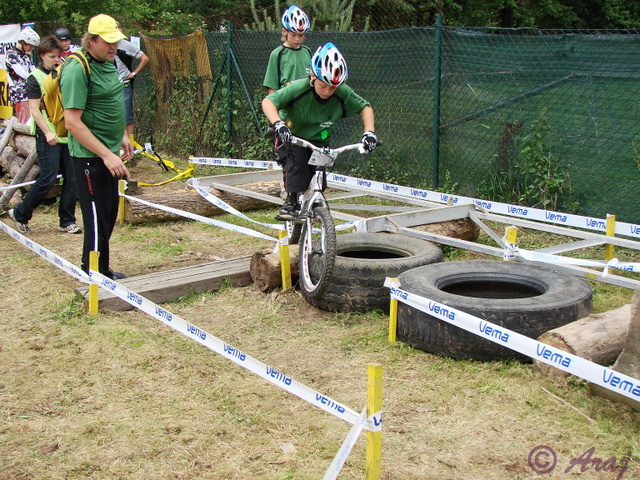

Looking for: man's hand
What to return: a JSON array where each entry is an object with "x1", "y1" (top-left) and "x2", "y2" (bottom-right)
[
  {"x1": 273, "y1": 120, "x2": 292, "y2": 144},
  {"x1": 361, "y1": 131, "x2": 378, "y2": 153},
  {"x1": 103, "y1": 152, "x2": 130, "y2": 178}
]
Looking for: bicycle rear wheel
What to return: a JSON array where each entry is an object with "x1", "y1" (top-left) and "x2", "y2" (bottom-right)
[
  {"x1": 299, "y1": 206, "x2": 336, "y2": 298},
  {"x1": 285, "y1": 220, "x2": 301, "y2": 245}
]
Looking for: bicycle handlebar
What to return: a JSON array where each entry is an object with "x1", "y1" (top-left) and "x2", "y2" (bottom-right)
[{"x1": 289, "y1": 135, "x2": 365, "y2": 156}]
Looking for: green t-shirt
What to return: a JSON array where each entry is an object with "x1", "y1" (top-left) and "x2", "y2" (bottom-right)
[
  {"x1": 60, "y1": 50, "x2": 125, "y2": 158},
  {"x1": 263, "y1": 45, "x2": 312, "y2": 91},
  {"x1": 266, "y1": 77, "x2": 370, "y2": 145}
]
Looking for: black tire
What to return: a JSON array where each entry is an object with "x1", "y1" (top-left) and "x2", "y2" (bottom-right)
[
  {"x1": 306, "y1": 233, "x2": 444, "y2": 313},
  {"x1": 285, "y1": 220, "x2": 301, "y2": 245},
  {"x1": 299, "y1": 207, "x2": 336, "y2": 298},
  {"x1": 396, "y1": 260, "x2": 592, "y2": 362}
]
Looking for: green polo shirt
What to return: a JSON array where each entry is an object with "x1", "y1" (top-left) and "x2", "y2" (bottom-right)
[
  {"x1": 60, "y1": 49, "x2": 125, "y2": 158},
  {"x1": 266, "y1": 77, "x2": 370, "y2": 146}
]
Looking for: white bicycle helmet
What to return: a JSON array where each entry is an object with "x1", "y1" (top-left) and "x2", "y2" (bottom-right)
[
  {"x1": 281, "y1": 5, "x2": 310, "y2": 33},
  {"x1": 17, "y1": 26, "x2": 40, "y2": 46},
  {"x1": 310, "y1": 42, "x2": 348, "y2": 87}
]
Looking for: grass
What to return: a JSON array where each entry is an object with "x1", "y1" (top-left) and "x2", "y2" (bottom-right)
[{"x1": 0, "y1": 159, "x2": 639, "y2": 479}]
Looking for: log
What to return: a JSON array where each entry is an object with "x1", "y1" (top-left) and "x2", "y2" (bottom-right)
[
  {"x1": 0, "y1": 117, "x2": 16, "y2": 155},
  {"x1": 10, "y1": 133, "x2": 35, "y2": 158},
  {"x1": 534, "y1": 304, "x2": 631, "y2": 378},
  {"x1": 250, "y1": 247, "x2": 299, "y2": 292},
  {"x1": 0, "y1": 148, "x2": 38, "y2": 210},
  {"x1": 3, "y1": 118, "x2": 31, "y2": 135},
  {"x1": 124, "y1": 180, "x2": 281, "y2": 224},
  {"x1": 1, "y1": 147, "x2": 39, "y2": 181},
  {"x1": 589, "y1": 287, "x2": 640, "y2": 411}
]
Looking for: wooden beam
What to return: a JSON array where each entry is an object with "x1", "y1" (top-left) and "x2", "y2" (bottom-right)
[{"x1": 75, "y1": 256, "x2": 252, "y2": 311}]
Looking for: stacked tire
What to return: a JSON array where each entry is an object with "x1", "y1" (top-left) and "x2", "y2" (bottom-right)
[
  {"x1": 304, "y1": 232, "x2": 444, "y2": 313},
  {"x1": 396, "y1": 260, "x2": 593, "y2": 361}
]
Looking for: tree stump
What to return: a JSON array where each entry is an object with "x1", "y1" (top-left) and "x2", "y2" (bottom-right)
[
  {"x1": 123, "y1": 181, "x2": 281, "y2": 224},
  {"x1": 250, "y1": 247, "x2": 299, "y2": 292},
  {"x1": 534, "y1": 304, "x2": 630, "y2": 378},
  {"x1": 589, "y1": 287, "x2": 640, "y2": 411}
]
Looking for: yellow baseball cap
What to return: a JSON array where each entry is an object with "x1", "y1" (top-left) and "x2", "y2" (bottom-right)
[{"x1": 88, "y1": 14, "x2": 126, "y2": 43}]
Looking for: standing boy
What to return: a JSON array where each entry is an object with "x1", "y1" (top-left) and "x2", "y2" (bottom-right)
[
  {"x1": 262, "y1": 42, "x2": 378, "y2": 220},
  {"x1": 263, "y1": 5, "x2": 312, "y2": 94},
  {"x1": 8, "y1": 36, "x2": 80, "y2": 235},
  {"x1": 61, "y1": 14, "x2": 132, "y2": 280}
]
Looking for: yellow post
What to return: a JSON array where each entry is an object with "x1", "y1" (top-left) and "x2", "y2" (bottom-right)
[
  {"x1": 88, "y1": 250, "x2": 100, "y2": 315},
  {"x1": 366, "y1": 363, "x2": 383, "y2": 480},
  {"x1": 278, "y1": 230, "x2": 292, "y2": 290},
  {"x1": 388, "y1": 278, "x2": 398, "y2": 342},
  {"x1": 604, "y1": 214, "x2": 616, "y2": 261},
  {"x1": 118, "y1": 179, "x2": 126, "y2": 224},
  {"x1": 504, "y1": 226, "x2": 518, "y2": 261}
]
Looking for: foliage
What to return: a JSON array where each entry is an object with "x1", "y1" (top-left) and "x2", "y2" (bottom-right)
[
  {"x1": 2, "y1": 0, "x2": 639, "y2": 37},
  {"x1": 245, "y1": 0, "x2": 364, "y2": 32},
  {"x1": 478, "y1": 109, "x2": 578, "y2": 212}
]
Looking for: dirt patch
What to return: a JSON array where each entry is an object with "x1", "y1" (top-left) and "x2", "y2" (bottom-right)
[{"x1": 0, "y1": 159, "x2": 638, "y2": 479}]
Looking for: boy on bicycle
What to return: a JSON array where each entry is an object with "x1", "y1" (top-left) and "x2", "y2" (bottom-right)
[{"x1": 262, "y1": 42, "x2": 377, "y2": 220}]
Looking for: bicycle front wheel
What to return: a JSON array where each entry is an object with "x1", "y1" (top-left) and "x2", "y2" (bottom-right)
[{"x1": 299, "y1": 206, "x2": 336, "y2": 298}]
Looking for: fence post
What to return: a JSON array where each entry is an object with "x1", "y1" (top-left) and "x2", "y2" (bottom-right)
[
  {"x1": 225, "y1": 20, "x2": 233, "y2": 157},
  {"x1": 366, "y1": 363, "x2": 382, "y2": 480},
  {"x1": 431, "y1": 13, "x2": 443, "y2": 189}
]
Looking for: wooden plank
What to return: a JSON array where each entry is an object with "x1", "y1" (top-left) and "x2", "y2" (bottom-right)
[{"x1": 76, "y1": 256, "x2": 253, "y2": 311}]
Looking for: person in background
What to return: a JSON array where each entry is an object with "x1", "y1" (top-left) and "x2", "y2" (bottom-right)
[
  {"x1": 262, "y1": 42, "x2": 378, "y2": 221},
  {"x1": 54, "y1": 27, "x2": 80, "y2": 61},
  {"x1": 61, "y1": 14, "x2": 132, "y2": 280},
  {"x1": 7, "y1": 36, "x2": 80, "y2": 235},
  {"x1": 263, "y1": 5, "x2": 312, "y2": 94},
  {"x1": 5, "y1": 26, "x2": 40, "y2": 124},
  {"x1": 114, "y1": 23, "x2": 149, "y2": 137}
]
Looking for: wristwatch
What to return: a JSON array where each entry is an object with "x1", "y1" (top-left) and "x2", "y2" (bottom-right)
[{"x1": 130, "y1": 72, "x2": 136, "y2": 77}]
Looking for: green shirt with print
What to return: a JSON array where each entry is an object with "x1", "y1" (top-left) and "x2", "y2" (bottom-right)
[
  {"x1": 267, "y1": 77, "x2": 370, "y2": 146},
  {"x1": 263, "y1": 45, "x2": 312, "y2": 91},
  {"x1": 60, "y1": 49, "x2": 125, "y2": 158}
]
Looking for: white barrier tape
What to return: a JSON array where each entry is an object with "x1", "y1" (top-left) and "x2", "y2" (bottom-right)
[
  {"x1": 0, "y1": 174, "x2": 62, "y2": 191},
  {"x1": 510, "y1": 245, "x2": 640, "y2": 274},
  {"x1": 0, "y1": 221, "x2": 90, "y2": 283},
  {"x1": 324, "y1": 173, "x2": 640, "y2": 238},
  {"x1": 388, "y1": 283, "x2": 640, "y2": 403},
  {"x1": 187, "y1": 178, "x2": 284, "y2": 231},
  {"x1": 89, "y1": 268, "x2": 380, "y2": 432},
  {"x1": 189, "y1": 158, "x2": 640, "y2": 238},
  {"x1": 121, "y1": 193, "x2": 277, "y2": 242},
  {"x1": 189, "y1": 157, "x2": 282, "y2": 170},
  {"x1": 323, "y1": 407, "x2": 367, "y2": 480}
]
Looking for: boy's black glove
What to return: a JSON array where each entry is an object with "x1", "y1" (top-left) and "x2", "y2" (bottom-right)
[
  {"x1": 273, "y1": 120, "x2": 292, "y2": 144},
  {"x1": 361, "y1": 131, "x2": 378, "y2": 153}
]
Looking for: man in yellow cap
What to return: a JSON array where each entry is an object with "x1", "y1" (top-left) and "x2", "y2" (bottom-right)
[{"x1": 61, "y1": 13, "x2": 133, "y2": 280}]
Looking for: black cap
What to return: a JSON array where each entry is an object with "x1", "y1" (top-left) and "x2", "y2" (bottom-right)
[{"x1": 54, "y1": 27, "x2": 71, "y2": 40}]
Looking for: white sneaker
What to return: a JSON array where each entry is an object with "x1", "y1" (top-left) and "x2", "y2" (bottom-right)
[
  {"x1": 7, "y1": 209, "x2": 31, "y2": 234},
  {"x1": 58, "y1": 223, "x2": 82, "y2": 234}
]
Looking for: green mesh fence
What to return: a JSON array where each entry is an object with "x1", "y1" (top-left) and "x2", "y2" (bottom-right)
[{"x1": 134, "y1": 24, "x2": 640, "y2": 224}]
